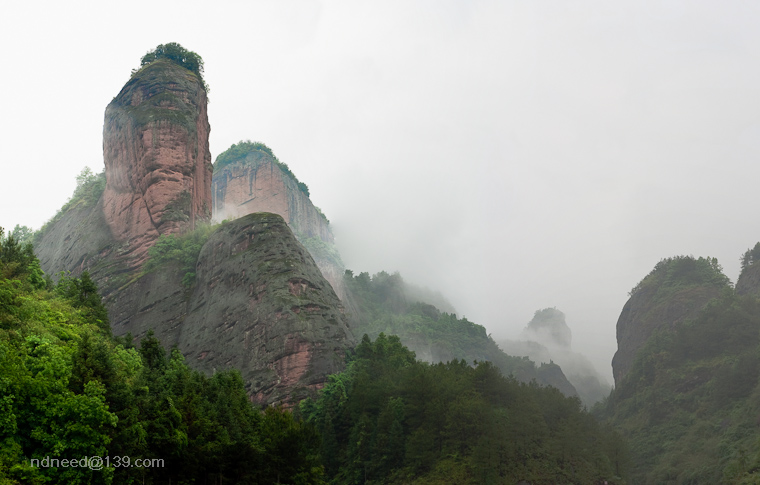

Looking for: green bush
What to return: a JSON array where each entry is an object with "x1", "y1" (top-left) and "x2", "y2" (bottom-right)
[
  {"x1": 629, "y1": 255, "x2": 730, "y2": 297},
  {"x1": 0, "y1": 260, "x2": 323, "y2": 484},
  {"x1": 142, "y1": 224, "x2": 216, "y2": 287},
  {"x1": 34, "y1": 168, "x2": 106, "y2": 245},
  {"x1": 138, "y1": 42, "x2": 207, "y2": 91}
]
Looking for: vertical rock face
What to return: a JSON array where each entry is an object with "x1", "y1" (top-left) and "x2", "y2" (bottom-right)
[
  {"x1": 34, "y1": 49, "x2": 354, "y2": 406},
  {"x1": 183, "y1": 213, "x2": 354, "y2": 405},
  {"x1": 102, "y1": 58, "x2": 212, "y2": 265},
  {"x1": 611, "y1": 257, "x2": 729, "y2": 386},
  {"x1": 736, "y1": 262, "x2": 760, "y2": 297},
  {"x1": 212, "y1": 150, "x2": 347, "y2": 300},
  {"x1": 107, "y1": 213, "x2": 355, "y2": 406},
  {"x1": 212, "y1": 150, "x2": 331, "y2": 242}
]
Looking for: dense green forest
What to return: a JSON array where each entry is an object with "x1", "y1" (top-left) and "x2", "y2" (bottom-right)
[
  {"x1": 597, "y1": 256, "x2": 760, "y2": 483},
  {"x1": 342, "y1": 270, "x2": 578, "y2": 393},
  {"x1": 0, "y1": 228, "x2": 322, "y2": 484},
  {"x1": 302, "y1": 333, "x2": 626, "y2": 484},
  {"x1": 0, "y1": 226, "x2": 628, "y2": 484}
]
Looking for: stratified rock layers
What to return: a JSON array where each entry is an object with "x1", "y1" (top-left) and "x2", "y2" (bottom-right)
[
  {"x1": 102, "y1": 59, "x2": 212, "y2": 265},
  {"x1": 212, "y1": 151, "x2": 347, "y2": 300},
  {"x1": 108, "y1": 213, "x2": 355, "y2": 405},
  {"x1": 212, "y1": 151, "x2": 331, "y2": 242},
  {"x1": 36, "y1": 58, "x2": 353, "y2": 405}
]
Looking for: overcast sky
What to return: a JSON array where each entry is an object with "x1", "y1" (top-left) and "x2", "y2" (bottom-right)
[{"x1": 3, "y1": 0, "x2": 760, "y2": 381}]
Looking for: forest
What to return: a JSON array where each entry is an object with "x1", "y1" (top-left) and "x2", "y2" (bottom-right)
[{"x1": 0, "y1": 227, "x2": 625, "y2": 484}]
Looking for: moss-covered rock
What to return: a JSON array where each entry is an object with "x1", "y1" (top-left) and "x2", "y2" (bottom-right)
[{"x1": 612, "y1": 256, "x2": 730, "y2": 385}]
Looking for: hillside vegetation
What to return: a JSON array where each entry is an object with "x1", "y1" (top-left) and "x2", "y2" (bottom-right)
[
  {"x1": 0, "y1": 228, "x2": 322, "y2": 484},
  {"x1": 302, "y1": 333, "x2": 627, "y2": 484},
  {"x1": 599, "y1": 255, "x2": 760, "y2": 483},
  {"x1": 343, "y1": 270, "x2": 579, "y2": 396}
]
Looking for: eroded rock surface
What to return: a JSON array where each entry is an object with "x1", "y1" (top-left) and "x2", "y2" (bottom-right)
[
  {"x1": 102, "y1": 58, "x2": 212, "y2": 266},
  {"x1": 736, "y1": 262, "x2": 760, "y2": 297},
  {"x1": 611, "y1": 258, "x2": 728, "y2": 386},
  {"x1": 36, "y1": 56, "x2": 352, "y2": 406},
  {"x1": 107, "y1": 213, "x2": 355, "y2": 406},
  {"x1": 212, "y1": 150, "x2": 347, "y2": 300}
]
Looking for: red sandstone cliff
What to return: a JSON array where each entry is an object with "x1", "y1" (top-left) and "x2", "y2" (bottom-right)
[
  {"x1": 212, "y1": 150, "x2": 347, "y2": 300},
  {"x1": 212, "y1": 150, "x2": 331, "y2": 242},
  {"x1": 34, "y1": 49, "x2": 354, "y2": 407},
  {"x1": 102, "y1": 58, "x2": 212, "y2": 265}
]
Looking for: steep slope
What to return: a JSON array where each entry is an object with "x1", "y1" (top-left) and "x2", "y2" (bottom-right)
[
  {"x1": 33, "y1": 46, "x2": 353, "y2": 406},
  {"x1": 343, "y1": 270, "x2": 579, "y2": 398},
  {"x1": 736, "y1": 242, "x2": 760, "y2": 297},
  {"x1": 212, "y1": 144, "x2": 331, "y2": 242},
  {"x1": 110, "y1": 213, "x2": 354, "y2": 405},
  {"x1": 600, "y1": 255, "x2": 760, "y2": 483},
  {"x1": 102, "y1": 57, "x2": 212, "y2": 266},
  {"x1": 611, "y1": 256, "x2": 730, "y2": 386},
  {"x1": 211, "y1": 142, "x2": 347, "y2": 300}
]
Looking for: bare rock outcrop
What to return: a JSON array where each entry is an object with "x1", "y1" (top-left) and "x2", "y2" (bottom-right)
[
  {"x1": 102, "y1": 58, "x2": 212, "y2": 266},
  {"x1": 35, "y1": 51, "x2": 352, "y2": 406},
  {"x1": 107, "y1": 213, "x2": 354, "y2": 405},
  {"x1": 212, "y1": 149, "x2": 347, "y2": 300},
  {"x1": 212, "y1": 150, "x2": 330, "y2": 242}
]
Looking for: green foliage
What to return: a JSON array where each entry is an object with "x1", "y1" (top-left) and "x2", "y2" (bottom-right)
[
  {"x1": 296, "y1": 233, "x2": 343, "y2": 268},
  {"x1": 213, "y1": 140, "x2": 311, "y2": 196},
  {"x1": 0, "y1": 263, "x2": 323, "y2": 484},
  {"x1": 343, "y1": 270, "x2": 560, "y2": 386},
  {"x1": 142, "y1": 223, "x2": 216, "y2": 287},
  {"x1": 138, "y1": 42, "x2": 207, "y2": 91},
  {"x1": 34, "y1": 168, "x2": 106, "y2": 244},
  {"x1": 9, "y1": 226, "x2": 32, "y2": 246},
  {"x1": 0, "y1": 228, "x2": 44, "y2": 290},
  {"x1": 741, "y1": 242, "x2": 760, "y2": 271},
  {"x1": 55, "y1": 271, "x2": 111, "y2": 336},
  {"x1": 302, "y1": 334, "x2": 624, "y2": 483},
  {"x1": 629, "y1": 255, "x2": 730, "y2": 297},
  {"x1": 600, "y1": 288, "x2": 760, "y2": 483}
]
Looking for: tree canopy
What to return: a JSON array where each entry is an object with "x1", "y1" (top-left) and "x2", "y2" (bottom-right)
[{"x1": 138, "y1": 43, "x2": 207, "y2": 90}]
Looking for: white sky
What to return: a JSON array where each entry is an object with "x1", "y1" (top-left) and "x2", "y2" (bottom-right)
[{"x1": 3, "y1": 0, "x2": 760, "y2": 381}]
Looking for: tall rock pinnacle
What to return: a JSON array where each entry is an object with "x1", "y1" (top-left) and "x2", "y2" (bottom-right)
[{"x1": 102, "y1": 57, "x2": 212, "y2": 264}]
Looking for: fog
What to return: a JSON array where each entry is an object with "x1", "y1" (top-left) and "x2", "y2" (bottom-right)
[{"x1": 3, "y1": 1, "x2": 760, "y2": 382}]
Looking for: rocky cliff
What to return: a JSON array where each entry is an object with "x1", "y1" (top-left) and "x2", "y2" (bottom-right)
[
  {"x1": 109, "y1": 213, "x2": 354, "y2": 405},
  {"x1": 211, "y1": 146, "x2": 347, "y2": 300},
  {"x1": 102, "y1": 58, "x2": 212, "y2": 266},
  {"x1": 611, "y1": 256, "x2": 730, "y2": 386},
  {"x1": 736, "y1": 242, "x2": 760, "y2": 297},
  {"x1": 34, "y1": 47, "x2": 354, "y2": 406},
  {"x1": 600, "y1": 255, "x2": 760, "y2": 483}
]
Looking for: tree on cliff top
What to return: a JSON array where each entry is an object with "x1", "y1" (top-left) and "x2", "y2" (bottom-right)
[
  {"x1": 214, "y1": 140, "x2": 310, "y2": 197},
  {"x1": 139, "y1": 42, "x2": 207, "y2": 90}
]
